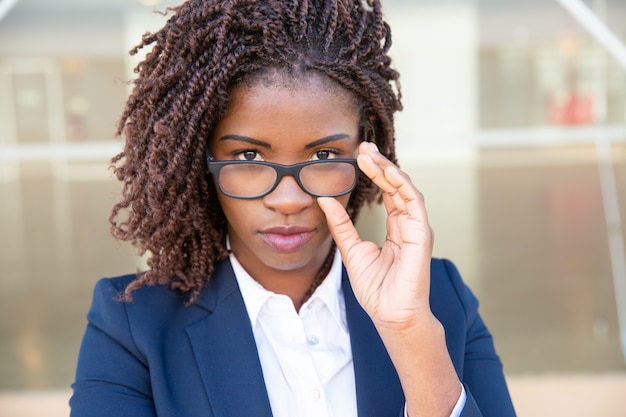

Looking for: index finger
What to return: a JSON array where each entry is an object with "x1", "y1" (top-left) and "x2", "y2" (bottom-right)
[
  {"x1": 357, "y1": 142, "x2": 397, "y2": 194},
  {"x1": 358, "y1": 142, "x2": 424, "y2": 215}
]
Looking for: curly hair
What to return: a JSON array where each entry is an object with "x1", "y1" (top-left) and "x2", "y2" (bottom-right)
[{"x1": 111, "y1": 0, "x2": 402, "y2": 303}]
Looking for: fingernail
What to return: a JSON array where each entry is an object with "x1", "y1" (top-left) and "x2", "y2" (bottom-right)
[{"x1": 368, "y1": 142, "x2": 378, "y2": 153}]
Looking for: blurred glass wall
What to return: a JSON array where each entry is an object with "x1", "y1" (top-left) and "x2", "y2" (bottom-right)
[
  {"x1": 0, "y1": 0, "x2": 625, "y2": 392},
  {"x1": 1, "y1": 0, "x2": 624, "y2": 156}
]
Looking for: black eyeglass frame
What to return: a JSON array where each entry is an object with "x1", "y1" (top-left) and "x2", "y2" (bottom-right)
[{"x1": 206, "y1": 150, "x2": 360, "y2": 200}]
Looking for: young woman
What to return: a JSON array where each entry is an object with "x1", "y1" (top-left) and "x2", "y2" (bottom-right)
[{"x1": 70, "y1": 1, "x2": 516, "y2": 416}]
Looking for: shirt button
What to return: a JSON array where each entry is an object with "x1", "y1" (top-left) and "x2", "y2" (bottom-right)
[
  {"x1": 307, "y1": 335, "x2": 319, "y2": 346},
  {"x1": 311, "y1": 390, "x2": 321, "y2": 401}
]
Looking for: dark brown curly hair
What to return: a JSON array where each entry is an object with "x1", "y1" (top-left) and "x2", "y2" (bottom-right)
[{"x1": 111, "y1": 0, "x2": 402, "y2": 303}]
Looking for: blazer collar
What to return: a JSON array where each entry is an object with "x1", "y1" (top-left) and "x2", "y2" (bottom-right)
[
  {"x1": 184, "y1": 260, "x2": 403, "y2": 417},
  {"x1": 342, "y1": 266, "x2": 405, "y2": 417},
  {"x1": 185, "y1": 260, "x2": 273, "y2": 417}
]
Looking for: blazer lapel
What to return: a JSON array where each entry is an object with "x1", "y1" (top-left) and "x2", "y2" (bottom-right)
[
  {"x1": 342, "y1": 267, "x2": 405, "y2": 417},
  {"x1": 185, "y1": 260, "x2": 273, "y2": 417}
]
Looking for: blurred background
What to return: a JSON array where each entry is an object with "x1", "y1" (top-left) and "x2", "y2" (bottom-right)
[{"x1": 0, "y1": 0, "x2": 625, "y2": 415}]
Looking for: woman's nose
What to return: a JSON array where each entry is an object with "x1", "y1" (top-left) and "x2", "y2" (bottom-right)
[{"x1": 262, "y1": 175, "x2": 314, "y2": 214}]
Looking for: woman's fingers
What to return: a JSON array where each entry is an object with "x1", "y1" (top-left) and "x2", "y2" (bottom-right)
[
  {"x1": 358, "y1": 142, "x2": 429, "y2": 223},
  {"x1": 321, "y1": 142, "x2": 432, "y2": 265},
  {"x1": 320, "y1": 143, "x2": 436, "y2": 318},
  {"x1": 356, "y1": 144, "x2": 394, "y2": 193}
]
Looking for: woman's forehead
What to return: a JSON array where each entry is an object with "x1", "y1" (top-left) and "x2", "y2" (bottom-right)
[{"x1": 235, "y1": 68, "x2": 360, "y2": 105}]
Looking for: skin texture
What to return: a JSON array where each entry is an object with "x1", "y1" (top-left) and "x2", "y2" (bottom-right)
[{"x1": 212, "y1": 71, "x2": 462, "y2": 417}]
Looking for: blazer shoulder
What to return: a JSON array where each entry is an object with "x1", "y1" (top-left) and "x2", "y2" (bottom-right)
[
  {"x1": 89, "y1": 260, "x2": 239, "y2": 333},
  {"x1": 429, "y1": 258, "x2": 480, "y2": 328},
  {"x1": 88, "y1": 274, "x2": 192, "y2": 335},
  {"x1": 94, "y1": 273, "x2": 178, "y2": 298}
]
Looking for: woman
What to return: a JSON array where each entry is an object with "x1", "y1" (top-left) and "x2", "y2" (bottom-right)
[{"x1": 70, "y1": 1, "x2": 516, "y2": 416}]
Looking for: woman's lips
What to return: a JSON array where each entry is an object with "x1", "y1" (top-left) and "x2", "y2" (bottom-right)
[{"x1": 260, "y1": 226, "x2": 315, "y2": 253}]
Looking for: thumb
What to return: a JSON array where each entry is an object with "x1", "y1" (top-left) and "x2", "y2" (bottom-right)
[{"x1": 317, "y1": 197, "x2": 362, "y2": 256}]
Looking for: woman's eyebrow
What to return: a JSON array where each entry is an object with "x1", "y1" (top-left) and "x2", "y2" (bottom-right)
[
  {"x1": 218, "y1": 134, "x2": 271, "y2": 148},
  {"x1": 304, "y1": 133, "x2": 351, "y2": 149}
]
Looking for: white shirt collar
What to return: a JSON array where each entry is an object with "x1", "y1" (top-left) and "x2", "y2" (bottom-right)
[{"x1": 229, "y1": 245, "x2": 347, "y2": 332}]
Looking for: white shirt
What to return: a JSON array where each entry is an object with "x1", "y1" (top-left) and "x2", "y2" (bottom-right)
[{"x1": 230, "y1": 249, "x2": 466, "y2": 417}]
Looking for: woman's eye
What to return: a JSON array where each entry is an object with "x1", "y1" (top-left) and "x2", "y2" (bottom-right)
[
  {"x1": 235, "y1": 150, "x2": 261, "y2": 161},
  {"x1": 313, "y1": 149, "x2": 338, "y2": 160}
]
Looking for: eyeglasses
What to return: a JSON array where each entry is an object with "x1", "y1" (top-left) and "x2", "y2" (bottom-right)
[{"x1": 206, "y1": 150, "x2": 359, "y2": 199}]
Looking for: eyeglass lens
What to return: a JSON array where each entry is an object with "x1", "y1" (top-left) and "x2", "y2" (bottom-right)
[{"x1": 217, "y1": 161, "x2": 356, "y2": 198}]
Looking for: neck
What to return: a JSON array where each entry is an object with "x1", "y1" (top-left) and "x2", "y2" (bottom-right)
[{"x1": 231, "y1": 243, "x2": 336, "y2": 312}]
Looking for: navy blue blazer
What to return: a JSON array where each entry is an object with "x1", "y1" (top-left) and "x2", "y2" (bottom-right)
[{"x1": 70, "y1": 258, "x2": 516, "y2": 417}]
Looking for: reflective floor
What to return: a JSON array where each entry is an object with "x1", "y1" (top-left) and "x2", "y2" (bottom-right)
[{"x1": 1, "y1": 143, "x2": 625, "y2": 392}]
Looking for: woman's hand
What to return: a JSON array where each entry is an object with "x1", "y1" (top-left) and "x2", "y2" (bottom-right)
[
  {"x1": 318, "y1": 141, "x2": 435, "y2": 330},
  {"x1": 318, "y1": 141, "x2": 462, "y2": 417}
]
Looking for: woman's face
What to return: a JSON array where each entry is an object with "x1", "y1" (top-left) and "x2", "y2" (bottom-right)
[{"x1": 210, "y1": 73, "x2": 360, "y2": 284}]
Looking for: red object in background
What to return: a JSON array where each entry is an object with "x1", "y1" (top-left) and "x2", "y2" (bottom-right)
[{"x1": 548, "y1": 93, "x2": 593, "y2": 125}]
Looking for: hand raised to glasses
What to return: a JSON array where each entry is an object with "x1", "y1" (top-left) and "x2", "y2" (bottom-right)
[
  {"x1": 318, "y1": 141, "x2": 435, "y2": 330},
  {"x1": 318, "y1": 142, "x2": 463, "y2": 416}
]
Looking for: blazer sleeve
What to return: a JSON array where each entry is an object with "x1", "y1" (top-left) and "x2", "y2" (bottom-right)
[
  {"x1": 440, "y1": 259, "x2": 517, "y2": 417},
  {"x1": 70, "y1": 277, "x2": 157, "y2": 417}
]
